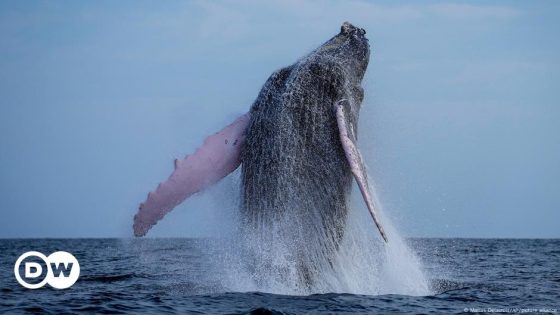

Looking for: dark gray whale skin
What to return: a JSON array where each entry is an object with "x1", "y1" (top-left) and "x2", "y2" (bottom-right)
[
  {"x1": 131, "y1": 22, "x2": 377, "y2": 286},
  {"x1": 241, "y1": 23, "x2": 370, "y2": 277}
]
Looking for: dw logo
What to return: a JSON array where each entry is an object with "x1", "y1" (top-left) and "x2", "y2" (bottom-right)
[{"x1": 14, "y1": 251, "x2": 80, "y2": 289}]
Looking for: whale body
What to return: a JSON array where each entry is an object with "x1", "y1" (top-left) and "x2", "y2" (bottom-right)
[{"x1": 133, "y1": 22, "x2": 387, "y2": 283}]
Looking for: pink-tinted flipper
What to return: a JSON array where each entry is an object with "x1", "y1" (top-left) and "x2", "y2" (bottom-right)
[
  {"x1": 335, "y1": 100, "x2": 388, "y2": 243},
  {"x1": 133, "y1": 113, "x2": 250, "y2": 237}
]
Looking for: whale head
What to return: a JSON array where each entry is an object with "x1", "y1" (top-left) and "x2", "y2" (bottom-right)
[{"x1": 311, "y1": 22, "x2": 370, "y2": 85}]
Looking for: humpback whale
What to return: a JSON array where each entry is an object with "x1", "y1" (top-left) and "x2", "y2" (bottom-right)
[{"x1": 133, "y1": 22, "x2": 387, "y2": 281}]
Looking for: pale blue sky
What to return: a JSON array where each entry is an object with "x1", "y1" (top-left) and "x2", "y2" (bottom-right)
[{"x1": 0, "y1": 1, "x2": 558, "y2": 238}]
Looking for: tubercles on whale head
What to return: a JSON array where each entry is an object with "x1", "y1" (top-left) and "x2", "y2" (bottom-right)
[
  {"x1": 312, "y1": 21, "x2": 370, "y2": 85},
  {"x1": 340, "y1": 21, "x2": 366, "y2": 37}
]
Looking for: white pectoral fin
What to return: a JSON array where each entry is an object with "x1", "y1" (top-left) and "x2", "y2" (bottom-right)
[
  {"x1": 133, "y1": 113, "x2": 250, "y2": 237},
  {"x1": 335, "y1": 100, "x2": 388, "y2": 243}
]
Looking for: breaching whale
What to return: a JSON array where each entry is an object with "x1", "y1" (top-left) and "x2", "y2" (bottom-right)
[{"x1": 133, "y1": 22, "x2": 388, "y2": 275}]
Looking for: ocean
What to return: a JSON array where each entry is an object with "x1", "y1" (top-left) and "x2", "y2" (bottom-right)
[{"x1": 0, "y1": 238, "x2": 558, "y2": 314}]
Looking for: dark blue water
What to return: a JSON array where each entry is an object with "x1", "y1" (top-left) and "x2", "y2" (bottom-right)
[{"x1": 1, "y1": 239, "x2": 558, "y2": 314}]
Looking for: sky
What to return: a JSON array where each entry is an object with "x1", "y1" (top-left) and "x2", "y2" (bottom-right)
[{"x1": 0, "y1": 1, "x2": 558, "y2": 238}]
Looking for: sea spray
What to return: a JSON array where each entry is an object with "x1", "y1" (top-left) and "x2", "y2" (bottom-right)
[{"x1": 206, "y1": 171, "x2": 432, "y2": 296}]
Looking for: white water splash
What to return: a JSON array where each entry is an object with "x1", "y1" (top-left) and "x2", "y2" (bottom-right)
[
  {"x1": 335, "y1": 187, "x2": 431, "y2": 296},
  {"x1": 207, "y1": 172, "x2": 432, "y2": 296}
]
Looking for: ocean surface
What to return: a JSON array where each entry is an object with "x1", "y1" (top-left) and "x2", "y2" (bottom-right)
[{"x1": 0, "y1": 238, "x2": 558, "y2": 314}]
